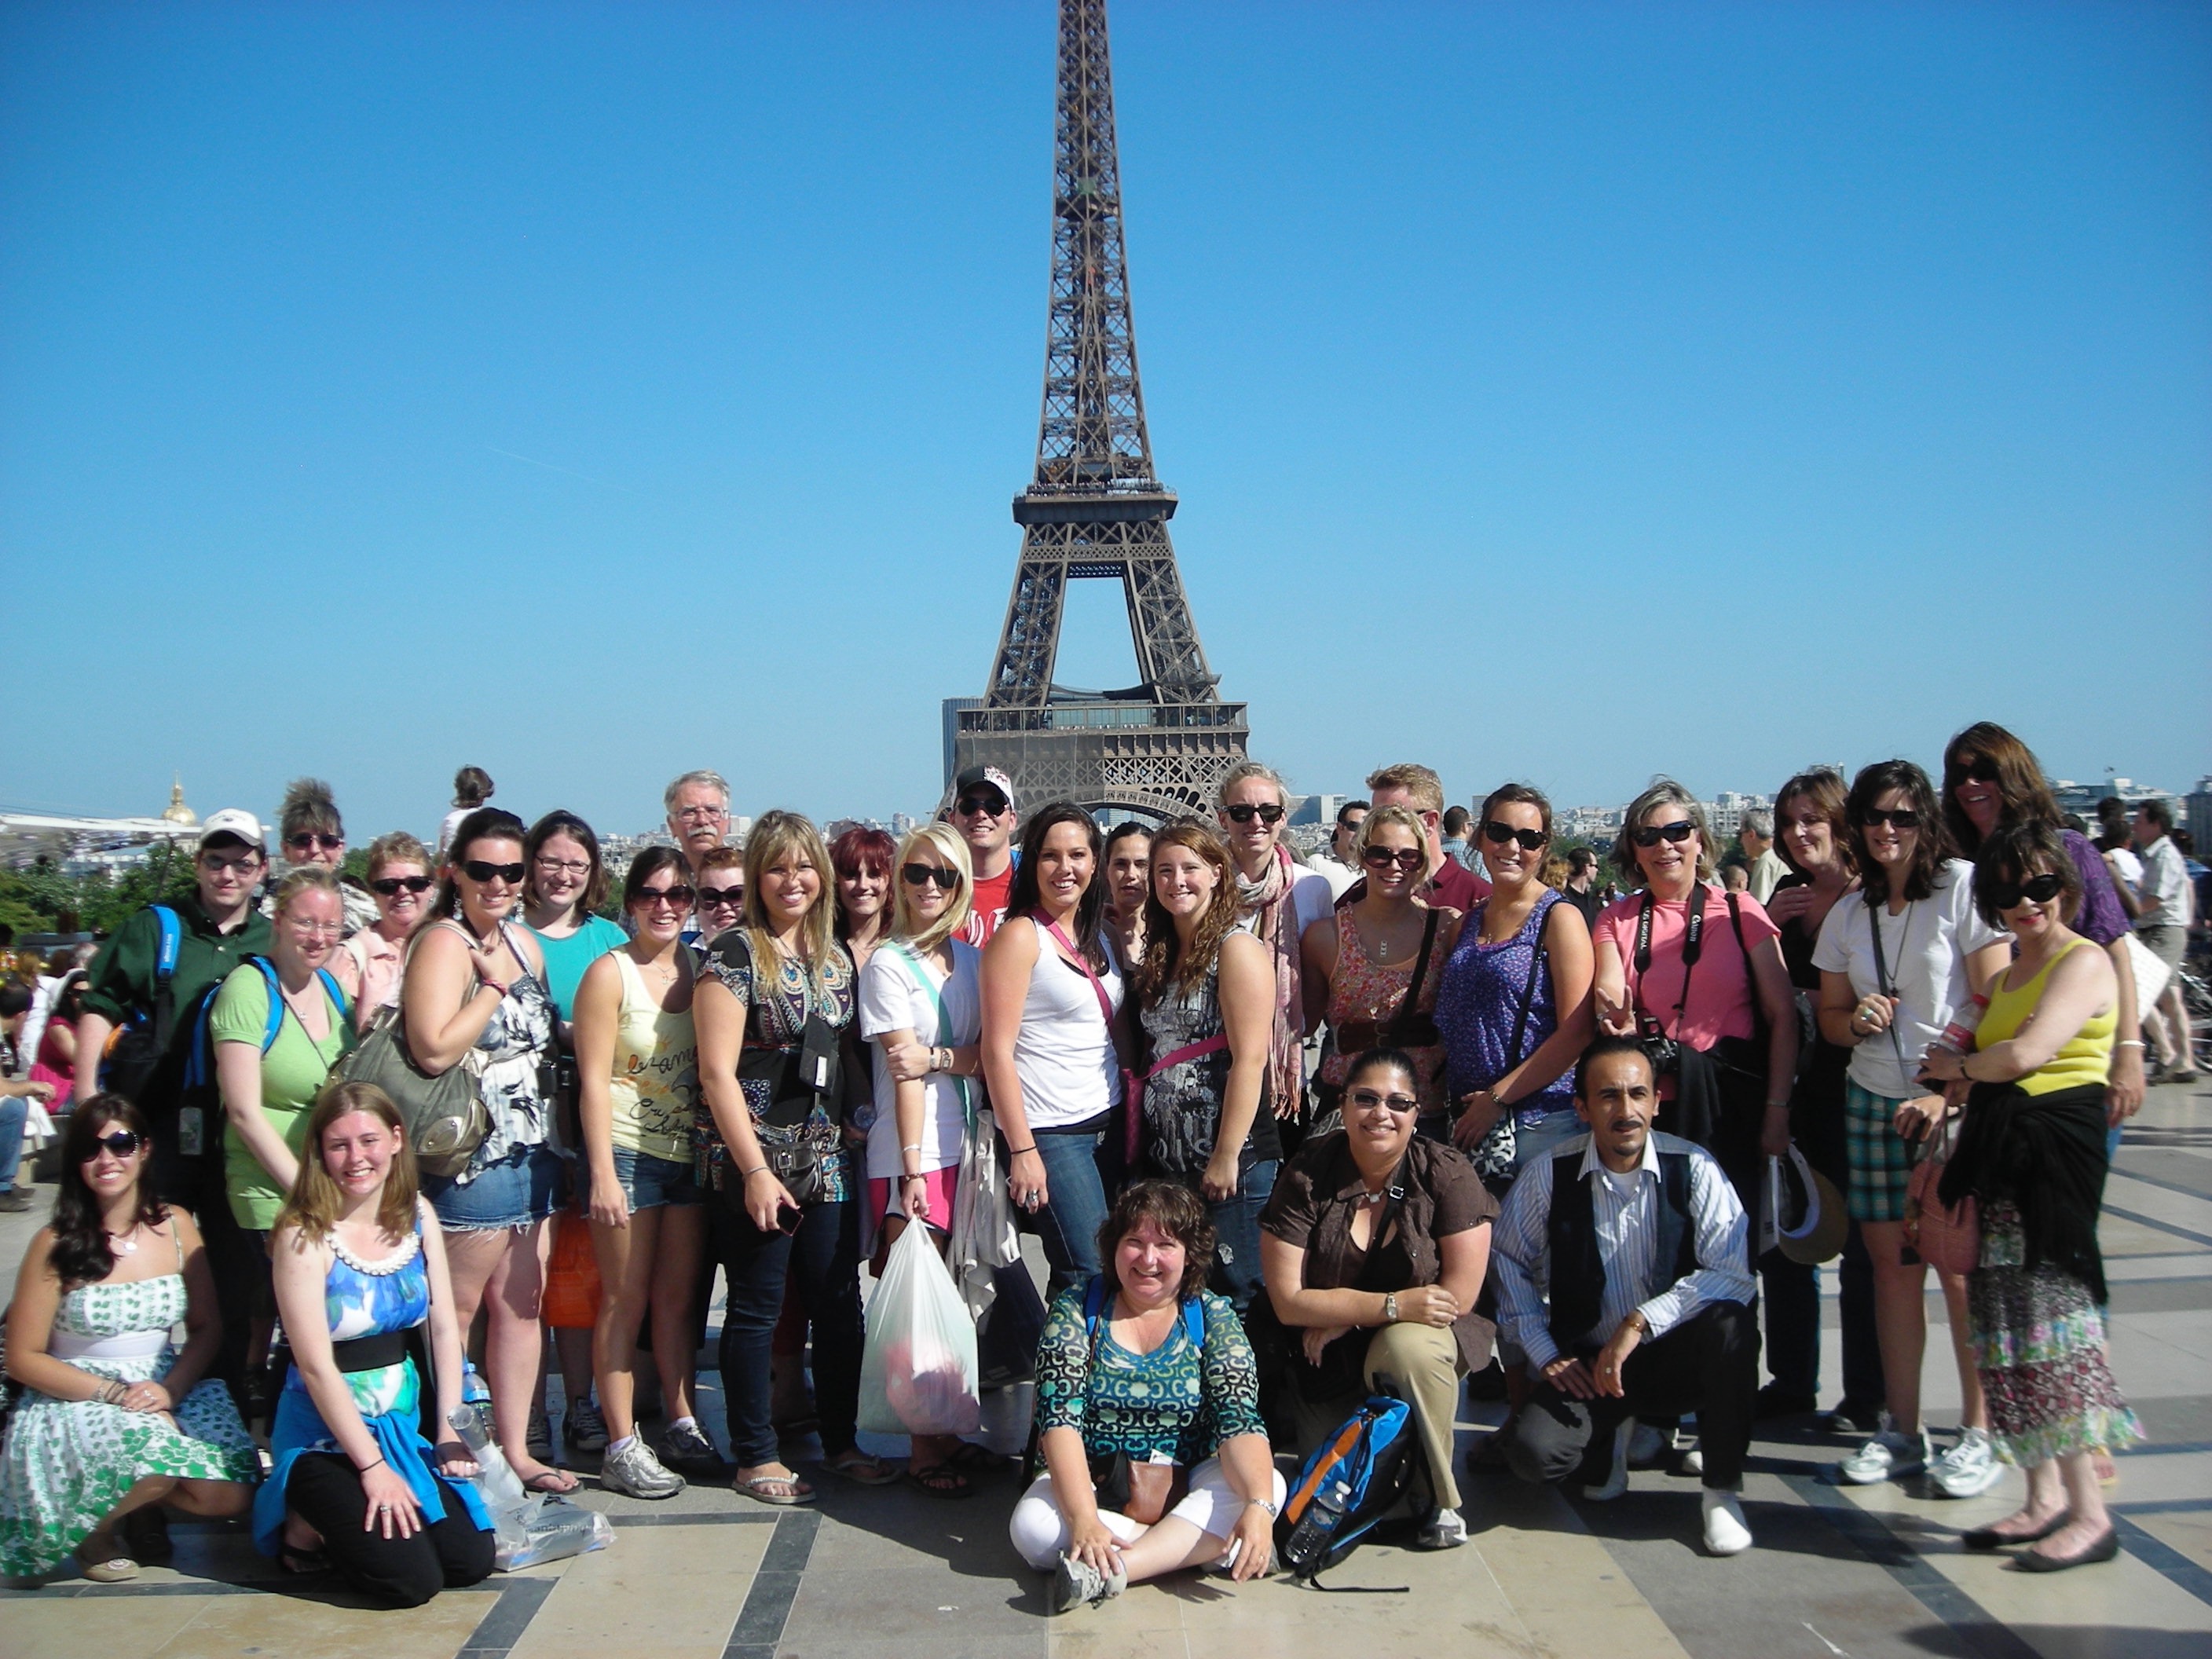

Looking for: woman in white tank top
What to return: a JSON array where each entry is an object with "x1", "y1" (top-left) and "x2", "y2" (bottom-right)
[{"x1": 981, "y1": 804, "x2": 1129, "y2": 1296}]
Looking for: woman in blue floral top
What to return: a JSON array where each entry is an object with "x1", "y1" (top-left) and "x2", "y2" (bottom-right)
[{"x1": 1010, "y1": 1181, "x2": 1282, "y2": 1614}]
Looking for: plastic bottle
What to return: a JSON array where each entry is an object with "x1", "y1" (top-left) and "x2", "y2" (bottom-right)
[{"x1": 1930, "y1": 994, "x2": 1989, "y2": 1057}]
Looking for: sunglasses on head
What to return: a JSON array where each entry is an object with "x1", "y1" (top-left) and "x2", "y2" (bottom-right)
[
  {"x1": 1990, "y1": 872, "x2": 2065, "y2": 910},
  {"x1": 286, "y1": 833, "x2": 344, "y2": 852},
  {"x1": 1482, "y1": 819, "x2": 1547, "y2": 851},
  {"x1": 635, "y1": 883, "x2": 697, "y2": 910},
  {"x1": 87, "y1": 1129, "x2": 144, "y2": 1159},
  {"x1": 1224, "y1": 802, "x2": 1285, "y2": 826},
  {"x1": 1630, "y1": 820, "x2": 1697, "y2": 848},
  {"x1": 901, "y1": 863, "x2": 960, "y2": 891},
  {"x1": 954, "y1": 793, "x2": 1008, "y2": 817},
  {"x1": 370, "y1": 875, "x2": 434, "y2": 896},
  {"x1": 460, "y1": 860, "x2": 526, "y2": 884},
  {"x1": 1856, "y1": 808, "x2": 1920, "y2": 830},
  {"x1": 1347, "y1": 1087, "x2": 1419, "y2": 1115},
  {"x1": 1950, "y1": 756, "x2": 2001, "y2": 786},
  {"x1": 697, "y1": 884, "x2": 745, "y2": 909},
  {"x1": 1362, "y1": 846, "x2": 1425, "y2": 871}
]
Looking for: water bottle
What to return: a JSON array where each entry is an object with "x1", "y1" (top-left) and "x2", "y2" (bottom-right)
[
  {"x1": 1930, "y1": 994, "x2": 1988, "y2": 1057},
  {"x1": 460, "y1": 1361, "x2": 491, "y2": 1406},
  {"x1": 449, "y1": 1403, "x2": 527, "y2": 1516}
]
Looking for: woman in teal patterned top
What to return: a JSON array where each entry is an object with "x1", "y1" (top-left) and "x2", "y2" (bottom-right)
[{"x1": 1010, "y1": 1181, "x2": 1283, "y2": 1614}]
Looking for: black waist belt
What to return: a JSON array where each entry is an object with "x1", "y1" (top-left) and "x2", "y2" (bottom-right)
[{"x1": 329, "y1": 1328, "x2": 412, "y2": 1373}]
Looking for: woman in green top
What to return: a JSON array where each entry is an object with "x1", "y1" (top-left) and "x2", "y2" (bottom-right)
[{"x1": 211, "y1": 866, "x2": 353, "y2": 1416}]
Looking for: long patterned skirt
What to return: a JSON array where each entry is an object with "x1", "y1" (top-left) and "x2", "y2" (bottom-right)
[{"x1": 1967, "y1": 1200, "x2": 2141, "y2": 1468}]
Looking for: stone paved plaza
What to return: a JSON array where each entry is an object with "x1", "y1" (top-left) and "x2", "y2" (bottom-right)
[{"x1": 3, "y1": 1076, "x2": 2207, "y2": 1659}]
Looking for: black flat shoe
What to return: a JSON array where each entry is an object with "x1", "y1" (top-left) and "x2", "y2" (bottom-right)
[
  {"x1": 1962, "y1": 1511, "x2": 2069, "y2": 1551},
  {"x1": 2016, "y1": 1525, "x2": 2120, "y2": 1573}
]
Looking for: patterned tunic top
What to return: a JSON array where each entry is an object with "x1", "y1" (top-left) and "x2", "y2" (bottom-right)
[
  {"x1": 694, "y1": 934, "x2": 858, "y2": 1204},
  {"x1": 437, "y1": 919, "x2": 558, "y2": 1182},
  {"x1": 1137, "y1": 933, "x2": 1280, "y2": 1177},
  {"x1": 1034, "y1": 1285, "x2": 1263, "y2": 1465},
  {"x1": 1318, "y1": 906, "x2": 1458, "y2": 1111}
]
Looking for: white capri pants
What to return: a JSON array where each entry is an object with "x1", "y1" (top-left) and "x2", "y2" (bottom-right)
[{"x1": 1009, "y1": 1456, "x2": 1289, "y2": 1570}]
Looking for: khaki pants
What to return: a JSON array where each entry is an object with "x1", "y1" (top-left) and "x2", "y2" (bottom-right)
[{"x1": 1291, "y1": 1323, "x2": 1467, "y2": 1511}]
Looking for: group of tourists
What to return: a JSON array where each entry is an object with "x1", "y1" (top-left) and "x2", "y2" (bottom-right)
[{"x1": 0, "y1": 723, "x2": 2177, "y2": 1611}]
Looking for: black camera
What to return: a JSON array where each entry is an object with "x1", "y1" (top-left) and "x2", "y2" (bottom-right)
[{"x1": 1638, "y1": 1016, "x2": 1680, "y2": 1078}]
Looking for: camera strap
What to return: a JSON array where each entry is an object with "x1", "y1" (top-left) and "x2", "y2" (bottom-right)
[{"x1": 1632, "y1": 884, "x2": 1707, "y2": 1038}]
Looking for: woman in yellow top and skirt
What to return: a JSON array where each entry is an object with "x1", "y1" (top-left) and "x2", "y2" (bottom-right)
[{"x1": 1921, "y1": 822, "x2": 2140, "y2": 1572}]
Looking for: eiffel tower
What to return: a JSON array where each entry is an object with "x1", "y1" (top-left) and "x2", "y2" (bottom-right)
[{"x1": 949, "y1": 0, "x2": 1249, "y2": 821}]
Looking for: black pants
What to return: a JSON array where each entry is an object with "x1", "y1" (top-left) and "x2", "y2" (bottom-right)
[
  {"x1": 194, "y1": 1167, "x2": 266, "y2": 1411},
  {"x1": 1764, "y1": 1062, "x2": 1884, "y2": 1409},
  {"x1": 284, "y1": 1453, "x2": 496, "y2": 1607},
  {"x1": 1503, "y1": 1302, "x2": 1758, "y2": 1490}
]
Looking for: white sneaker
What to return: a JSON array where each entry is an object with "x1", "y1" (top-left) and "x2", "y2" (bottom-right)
[
  {"x1": 599, "y1": 1436, "x2": 687, "y2": 1500},
  {"x1": 1928, "y1": 1427, "x2": 2002, "y2": 1498},
  {"x1": 1679, "y1": 1440, "x2": 1705, "y2": 1478},
  {"x1": 1416, "y1": 1509, "x2": 1468, "y2": 1550},
  {"x1": 1701, "y1": 1489, "x2": 1753, "y2": 1555},
  {"x1": 1049, "y1": 1551, "x2": 1126, "y2": 1614},
  {"x1": 1833, "y1": 1416, "x2": 1929, "y2": 1485},
  {"x1": 1584, "y1": 1419, "x2": 1634, "y2": 1502},
  {"x1": 1626, "y1": 1422, "x2": 1668, "y2": 1469}
]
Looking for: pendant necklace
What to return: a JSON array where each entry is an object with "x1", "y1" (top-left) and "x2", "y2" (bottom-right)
[{"x1": 108, "y1": 1225, "x2": 139, "y2": 1257}]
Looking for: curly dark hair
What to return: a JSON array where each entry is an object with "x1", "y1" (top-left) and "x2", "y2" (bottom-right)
[
  {"x1": 1972, "y1": 819, "x2": 2083, "y2": 929},
  {"x1": 49, "y1": 1094, "x2": 167, "y2": 1290},
  {"x1": 1136, "y1": 819, "x2": 1242, "y2": 1004},
  {"x1": 1845, "y1": 760, "x2": 1952, "y2": 906},
  {"x1": 1096, "y1": 1180, "x2": 1215, "y2": 1303}
]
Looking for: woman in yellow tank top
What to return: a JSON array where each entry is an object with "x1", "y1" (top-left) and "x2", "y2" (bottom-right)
[{"x1": 1920, "y1": 822, "x2": 2139, "y2": 1571}]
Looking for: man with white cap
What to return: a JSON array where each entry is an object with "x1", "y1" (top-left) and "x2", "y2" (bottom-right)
[
  {"x1": 74, "y1": 808, "x2": 274, "y2": 1203},
  {"x1": 948, "y1": 765, "x2": 1019, "y2": 946}
]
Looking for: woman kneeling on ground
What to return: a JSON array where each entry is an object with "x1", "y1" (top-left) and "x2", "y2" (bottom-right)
[
  {"x1": 1013, "y1": 1180, "x2": 1282, "y2": 1613},
  {"x1": 0, "y1": 1096, "x2": 258, "y2": 1584},
  {"x1": 1258, "y1": 1046, "x2": 1497, "y2": 1551},
  {"x1": 257, "y1": 1082, "x2": 494, "y2": 1606}
]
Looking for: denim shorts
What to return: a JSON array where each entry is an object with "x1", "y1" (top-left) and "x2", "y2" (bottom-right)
[
  {"x1": 424, "y1": 1144, "x2": 568, "y2": 1232},
  {"x1": 610, "y1": 1146, "x2": 700, "y2": 1212}
]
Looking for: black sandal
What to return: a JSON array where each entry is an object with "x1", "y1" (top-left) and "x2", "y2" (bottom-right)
[
  {"x1": 942, "y1": 1441, "x2": 1007, "y2": 1475},
  {"x1": 278, "y1": 1542, "x2": 330, "y2": 1576},
  {"x1": 906, "y1": 1463, "x2": 974, "y2": 1500}
]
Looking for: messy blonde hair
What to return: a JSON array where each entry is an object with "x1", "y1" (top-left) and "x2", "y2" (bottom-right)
[{"x1": 888, "y1": 824, "x2": 973, "y2": 956}]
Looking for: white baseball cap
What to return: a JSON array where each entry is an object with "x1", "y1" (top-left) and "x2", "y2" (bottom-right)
[{"x1": 196, "y1": 808, "x2": 266, "y2": 854}]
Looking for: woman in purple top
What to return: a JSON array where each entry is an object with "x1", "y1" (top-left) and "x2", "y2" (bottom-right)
[
  {"x1": 1434, "y1": 785, "x2": 1595, "y2": 1194},
  {"x1": 1941, "y1": 723, "x2": 2144, "y2": 1128}
]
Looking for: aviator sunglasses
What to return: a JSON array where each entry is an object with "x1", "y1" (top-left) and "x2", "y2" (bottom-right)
[
  {"x1": 1989, "y1": 872, "x2": 2065, "y2": 910},
  {"x1": 460, "y1": 860, "x2": 527, "y2": 884},
  {"x1": 370, "y1": 875, "x2": 434, "y2": 896},
  {"x1": 902, "y1": 863, "x2": 961, "y2": 891},
  {"x1": 1630, "y1": 820, "x2": 1697, "y2": 848},
  {"x1": 1482, "y1": 819, "x2": 1547, "y2": 852},
  {"x1": 1223, "y1": 802, "x2": 1285, "y2": 826}
]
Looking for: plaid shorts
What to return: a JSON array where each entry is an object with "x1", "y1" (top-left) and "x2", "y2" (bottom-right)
[{"x1": 1844, "y1": 1079, "x2": 1916, "y2": 1223}]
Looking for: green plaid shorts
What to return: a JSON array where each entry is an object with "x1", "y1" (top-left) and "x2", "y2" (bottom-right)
[{"x1": 1844, "y1": 1079, "x2": 1916, "y2": 1223}]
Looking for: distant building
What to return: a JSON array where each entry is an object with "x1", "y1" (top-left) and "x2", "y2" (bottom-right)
[
  {"x1": 2188, "y1": 778, "x2": 2212, "y2": 851},
  {"x1": 1286, "y1": 793, "x2": 1346, "y2": 828}
]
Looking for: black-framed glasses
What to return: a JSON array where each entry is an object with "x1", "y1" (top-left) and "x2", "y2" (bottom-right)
[
  {"x1": 902, "y1": 863, "x2": 960, "y2": 891},
  {"x1": 1361, "y1": 847, "x2": 1425, "y2": 871},
  {"x1": 370, "y1": 875, "x2": 434, "y2": 896},
  {"x1": 1990, "y1": 872, "x2": 2065, "y2": 910},
  {"x1": 1856, "y1": 808, "x2": 1921, "y2": 830},
  {"x1": 286, "y1": 833, "x2": 344, "y2": 852},
  {"x1": 954, "y1": 793, "x2": 1008, "y2": 818},
  {"x1": 1224, "y1": 802, "x2": 1285, "y2": 826},
  {"x1": 460, "y1": 860, "x2": 526, "y2": 884},
  {"x1": 1949, "y1": 756, "x2": 2001, "y2": 785},
  {"x1": 1346, "y1": 1088, "x2": 1419, "y2": 1115},
  {"x1": 1482, "y1": 819, "x2": 1547, "y2": 851},
  {"x1": 635, "y1": 884, "x2": 697, "y2": 910},
  {"x1": 1629, "y1": 820, "x2": 1697, "y2": 848},
  {"x1": 88, "y1": 1130, "x2": 144, "y2": 1158}
]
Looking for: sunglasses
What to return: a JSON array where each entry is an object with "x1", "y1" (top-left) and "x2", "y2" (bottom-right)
[
  {"x1": 87, "y1": 1129, "x2": 144, "y2": 1159},
  {"x1": 1347, "y1": 1088, "x2": 1419, "y2": 1115},
  {"x1": 460, "y1": 860, "x2": 527, "y2": 884},
  {"x1": 902, "y1": 863, "x2": 960, "y2": 891},
  {"x1": 1223, "y1": 802, "x2": 1285, "y2": 826},
  {"x1": 698, "y1": 884, "x2": 745, "y2": 909},
  {"x1": 286, "y1": 833, "x2": 345, "y2": 852},
  {"x1": 1856, "y1": 808, "x2": 1920, "y2": 830},
  {"x1": 1950, "y1": 756, "x2": 2001, "y2": 785},
  {"x1": 954, "y1": 793, "x2": 1008, "y2": 817},
  {"x1": 635, "y1": 884, "x2": 697, "y2": 910},
  {"x1": 1362, "y1": 847, "x2": 1425, "y2": 871},
  {"x1": 1482, "y1": 819, "x2": 1547, "y2": 852},
  {"x1": 1630, "y1": 820, "x2": 1697, "y2": 848},
  {"x1": 370, "y1": 875, "x2": 434, "y2": 896},
  {"x1": 1990, "y1": 871, "x2": 2065, "y2": 910}
]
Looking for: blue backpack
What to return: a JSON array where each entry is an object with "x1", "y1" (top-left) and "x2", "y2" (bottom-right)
[
  {"x1": 1275, "y1": 1393, "x2": 1417, "y2": 1589},
  {"x1": 176, "y1": 956, "x2": 350, "y2": 1152}
]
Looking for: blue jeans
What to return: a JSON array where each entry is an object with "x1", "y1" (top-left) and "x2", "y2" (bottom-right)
[
  {"x1": 716, "y1": 1195, "x2": 864, "y2": 1466},
  {"x1": 0, "y1": 1095, "x2": 26, "y2": 1192},
  {"x1": 1028, "y1": 1126, "x2": 1111, "y2": 1299},
  {"x1": 1203, "y1": 1159, "x2": 1276, "y2": 1315}
]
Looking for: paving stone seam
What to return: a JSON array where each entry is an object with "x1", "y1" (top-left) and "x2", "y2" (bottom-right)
[
  {"x1": 721, "y1": 1507, "x2": 819, "y2": 1659},
  {"x1": 2110, "y1": 1515, "x2": 2212, "y2": 1610},
  {"x1": 2108, "y1": 1168, "x2": 2212, "y2": 1203},
  {"x1": 2104, "y1": 1203, "x2": 2212, "y2": 1249},
  {"x1": 455, "y1": 1575, "x2": 559, "y2": 1659}
]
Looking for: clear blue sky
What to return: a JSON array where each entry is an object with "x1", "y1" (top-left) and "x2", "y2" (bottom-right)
[{"x1": 5, "y1": 2, "x2": 2207, "y2": 839}]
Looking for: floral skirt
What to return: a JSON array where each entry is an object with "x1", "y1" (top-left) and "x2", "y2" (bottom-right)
[{"x1": 1968, "y1": 1200, "x2": 2141, "y2": 1468}]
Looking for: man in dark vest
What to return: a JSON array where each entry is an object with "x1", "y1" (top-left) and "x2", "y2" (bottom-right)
[{"x1": 1491, "y1": 1035, "x2": 1760, "y2": 1555}]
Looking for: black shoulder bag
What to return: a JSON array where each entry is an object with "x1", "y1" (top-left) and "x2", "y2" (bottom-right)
[{"x1": 709, "y1": 931, "x2": 844, "y2": 1207}]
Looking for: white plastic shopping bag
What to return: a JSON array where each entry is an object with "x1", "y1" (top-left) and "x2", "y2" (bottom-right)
[{"x1": 858, "y1": 1222, "x2": 983, "y2": 1437}]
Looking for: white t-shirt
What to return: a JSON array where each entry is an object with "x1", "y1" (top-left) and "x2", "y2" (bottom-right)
[
  {"x1": 1313, "y1": 857, "x2": 1360, "y2": 902},
  {"x1": 1811, "y1": 859, "x2": 2008, "y2": 1100},
  {"x1": 858, "y1": 939, "x2": 981, "y2": 1180},
  {"x1": 1290, "y1": 869, "x2": 1335, "y2": 936},
  {"x1": 1013, "y1": 918, "x2": 1125, "y2": 1130}
]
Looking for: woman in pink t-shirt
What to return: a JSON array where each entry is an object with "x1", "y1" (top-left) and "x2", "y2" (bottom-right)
[{"x1": 1591, "y1": 781, "x2": 1799, "y2": 1220}]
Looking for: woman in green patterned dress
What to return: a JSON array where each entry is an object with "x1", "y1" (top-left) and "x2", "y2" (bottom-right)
[{"x1": 0, "y1": 1095, "x2": 258, "y2": 1583}]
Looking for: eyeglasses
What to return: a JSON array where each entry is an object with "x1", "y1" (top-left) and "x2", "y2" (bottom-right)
[
  {"x1": 698, "y1": 884, "x2": 745, "y2": 909},
  {"x1": 1949, "y1": 756, "x2": 2001, "y2": 785},
  {"x1": 200, "y1": 853, "x2": 262, "y2": 875},
  {"x1": 902, "y1": 863, "x2": 960, "y2": 891},
  {"x1": 460, "y1": 860, "x2": 526, "y2": 884},
  {"x1": 87, "y1": 1130, "x2": 144, "y2": 1159},
  {"x1": 675, "y1": 805, "x2": 728, "y2": 823},
  {"x1": 1361, "y1": 847, "x2": 1425, "y2": 871},
  {"x1": 1856, "y1": 808, "x2": 1920, "y2": 830},
  {"x1": 285, "y1": 833, "x2": 344, "y2": 852},
  {"x1": 370, "y1": 875, "x2": 434, "y2": 896},
  {"x1": 533, "y1": 857, "x2": 591, "y2": 877},
  {"x1": 1630, "y1": 820, "x2": 1697, "y2": 848},
  {"x1": 1223, "y1": 802, "x2": 1285, "y2": 826},
  {"x1": 1482, "y1": 819, "x2": 1547, "y2": 851},
  {"x1": 954, "y1": 793, "x2": 1008, "y2": 818},
  {"x1": 1990, "y1": 871, "x2": 2065, "y2": 910},
  {"x1": 635, "y1": 884, "x2": 696, "y2": 910},
  {"x1": 286, "y1": 917, "x2": 345, "y2": 938},
  {"x1": 1346, "y1": 1088, "x2": 1419, "y2": 1115}
]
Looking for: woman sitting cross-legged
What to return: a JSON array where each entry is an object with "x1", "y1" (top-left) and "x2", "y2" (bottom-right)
[
  {"x1": 1258, "y1": 1046, "x2": 1498, "y2": 1552},
  {"x1": 1010, "y1": 1181, "x2": 1284, "y2": 1614},
  {"x1": 0, "y1": 1096, "x2": 258, "y2": 1584},
  {"x1": 255, "y1": 1081, "x2": 495, "y2": 1606}
]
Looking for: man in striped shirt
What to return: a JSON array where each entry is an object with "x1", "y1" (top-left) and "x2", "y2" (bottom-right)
[{"x1": 1491, "y1": 1035, "x2": 1760, "y2": 1556}]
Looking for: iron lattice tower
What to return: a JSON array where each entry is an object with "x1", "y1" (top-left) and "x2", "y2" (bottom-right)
[{"x1": 950, "y1": 0, "x2": 1247, "y2": 821}]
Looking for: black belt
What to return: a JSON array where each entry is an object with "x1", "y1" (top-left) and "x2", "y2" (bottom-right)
[{"x1": 328, "y1": 1328, "x2": 413, "y2": 1373}]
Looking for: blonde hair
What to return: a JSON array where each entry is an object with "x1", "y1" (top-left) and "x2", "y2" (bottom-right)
[
  {"x1": 1365, "y1": 763, "x2": 1445, "y2": 815},
  {"x1": 273, "y1": 1080, "x2": 419, "y2": 1246},
  {"x1": 364, "y1": 830, "x2": 432, "y2": 880},
  {"x1": 1614, "y1": 778, "x2": 1717, "y2": 886},
  {"x1": 272, "y1": 864, "x2": 344, "y2": 918},
  {"x1": 1214, "y1": 760, "x2": 1290, "y2": 809},
  {"x1": 743, "y1": 811, "x2": 839, "y2": 989},
  {"x1": 888, "y1": 824, "x2": 973, "y2": 954},
  {"x1": 1357, "y1": 803, "x2": 1428, "y2": 859}
]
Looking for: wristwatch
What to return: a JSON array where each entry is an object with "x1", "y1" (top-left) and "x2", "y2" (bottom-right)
[
  {"x1": 1622, "y1": 1309, "x2": 1650, "y2": 1336},
  {"x1": 1382, "y1": 1292, "x2": 1400, "y2": 1324},
  {"x1": 1247, "y1": 1496, "x2": 1280, "y2": 1518}
]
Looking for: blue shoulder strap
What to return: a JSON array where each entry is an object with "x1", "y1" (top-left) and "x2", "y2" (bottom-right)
[
  {"x1": 253, "y1": 958, "x2": 284, "y2": 1053},
  {"x1": 151, "y1": 905, "x2": 181, "y2": 983},
  {"x1": 1083, "y1": 1274, "x2": 1207, "y2": 1350},
  {"x1": 316, "y1": 967, "x2": 351, "y2": 1024}
]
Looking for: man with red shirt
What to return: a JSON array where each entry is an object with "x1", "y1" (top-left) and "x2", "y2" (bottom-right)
[{"x1": 949, "y1": 766, "x2": 1018, "y2": 945}]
